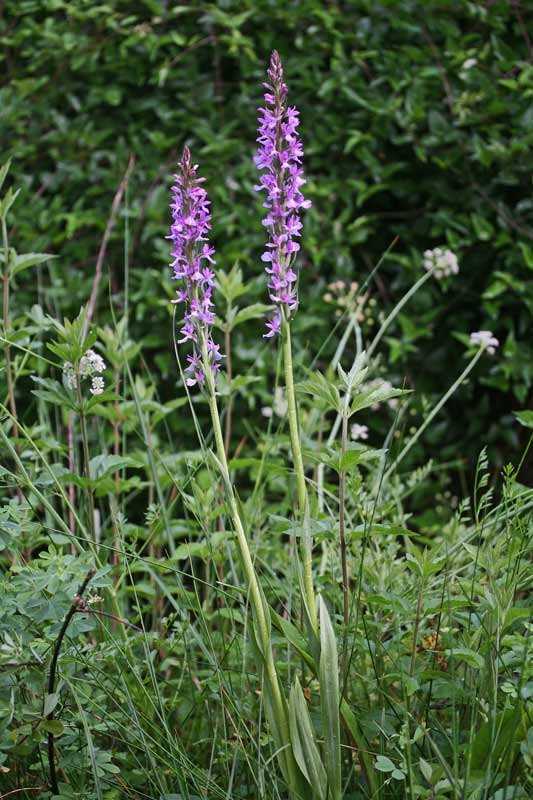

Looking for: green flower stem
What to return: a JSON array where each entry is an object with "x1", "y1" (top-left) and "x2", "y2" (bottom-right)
[
  {"x1": 199, "y1": 336, "x2": 301, "y2": 794},
  {"x1": 282, "y1": 317, "x2": 317, "y2": 630},
  {"x1": 339, "y1": 413, "x2": 349, "y2": 630},
  {"x1": 366, "y1": 268, "x2": 434, "y2": 359},
  {"x1": 385, "y1": 347, "x2": 485, "y2": 481},
  {"x1": 76, "y1": 378, "x2": 97, "y2": 543},
  {"x1": 2, "y1": 217, "x2": 16, "y2": 429},
  {"x1": 2, "y1": 216, "x2": 24, "y2": 509}
]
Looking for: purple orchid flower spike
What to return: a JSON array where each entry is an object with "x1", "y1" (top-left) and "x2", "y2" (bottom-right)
[
  {"x1": 254, "y1": 50, "x2": 311, "y2": 338},
  {"x1": 168, "y1": 146, "x2": 221, "y2": 387}
]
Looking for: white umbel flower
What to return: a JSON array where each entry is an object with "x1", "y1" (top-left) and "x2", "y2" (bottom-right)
[
  {"x1": 469, "y1": 330, "x2": 499, "y2": 355},
  {"x1": 350, "y1": 423, "x2": 369, "y2": 441},
  {"x1": 423, "y1": 248, "x2": 459, "y2": 280},
  {"x1": 63, "y1": 347, "x2": 106, "y2": 394},
  {"x1": 90, "y1": 376, "x2": 105, "y2": 396},
  {"x1": 80, "y1": 349, "x2": 106, "y2": 375}
]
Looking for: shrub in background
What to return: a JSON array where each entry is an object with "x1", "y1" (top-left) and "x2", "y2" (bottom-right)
[{"x1": 1, "y1": 0, "x2": 532, "y2": 495}]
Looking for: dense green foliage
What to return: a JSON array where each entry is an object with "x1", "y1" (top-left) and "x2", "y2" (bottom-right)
[
  {"x1": 1, "y1": 3, "x2": 532, "y2": 800},
  {"x1": 2, "y1": 0, "x2": 533, "y2": 477}
]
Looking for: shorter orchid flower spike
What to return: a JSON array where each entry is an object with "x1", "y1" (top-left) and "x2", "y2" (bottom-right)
[{"x1": 168, "y1": 146, "x2": 222, "y2": 387}]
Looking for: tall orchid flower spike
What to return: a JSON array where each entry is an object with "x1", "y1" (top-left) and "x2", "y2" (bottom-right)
[
  {"x1": 254, "y1": 50, "x2": 311, "y2": 337},
  {"x1": 255, "y1": 51, "x2": 317, "y2": 630},
  {"x1": 168, "y1": 146, "x2": 222, "y2": 388}
]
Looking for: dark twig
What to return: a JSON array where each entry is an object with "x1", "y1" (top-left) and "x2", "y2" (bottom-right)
[
  {"x1": 470, "y1": 176, "x2": 533, "y2": 241},
  {"x1": 83, "y1": 156, "x2": 135, "y2": 340},
  {"x1": 421, "y1": 27, "x2": 455, "y2": 113},
  {"x1": 74, "y1": 605, "x2": 142, "y2": 632},
  {"x1": 47, "y1": 568, "x2": 95, "y2": 795},
  {"x1": 512, "y1": 0, "x2": 533, "y2": 62},
  {"x1": 0, "y1": 788, "x2": 45, "y2": 799}
]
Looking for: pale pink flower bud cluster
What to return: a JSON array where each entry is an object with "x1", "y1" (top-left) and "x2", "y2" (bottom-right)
[
  {"x1": 423, "y1": 248, "x2": 459, "y2": 279},
  {"x1": 469, "y1": 330, "x2": 499, "y2": 355},
  {"x1": 350, "y1": 423, "x2": 369, "y2": 441}
]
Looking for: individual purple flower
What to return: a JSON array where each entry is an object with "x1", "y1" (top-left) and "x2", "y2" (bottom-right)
[
  {"x1": 168, "y1": 146, "x2": 221, "y2": 387},
  {"x1": 254, "y1": 50, "x2": 311, "y2": 338}
]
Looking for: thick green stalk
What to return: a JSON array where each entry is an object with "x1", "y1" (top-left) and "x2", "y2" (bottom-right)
[
  {"x1": 199, "y1": 338, "x2": 302, "y2": 794},
  {"x1": 339, "y1": 413, "x2": 349, "y2": 630},
  {"x1": 282, "y1": 318, "x2": 317, "y2": 630},
  {"x1": 76, "y1": 378, "x2": 97, "y2": 542}
]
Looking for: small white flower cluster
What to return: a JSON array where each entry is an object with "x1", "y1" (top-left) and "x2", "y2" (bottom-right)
[
  {"x1": 63, "y1": 348, "x2": 106, "y2": 395},
  {"x1": 80, "y1": 349, "x2": 106, "y2": 376},
  {"x1": 350, "y1": 423, "x2": 369, "y2": 441},
  {"x1": 90, "y1": 376, "x2": 105, "y2": 395},
  {"x1": 63, "y1": 364, "x2": 77, "y2": 390},
  {"x1": 423, "y1": 248, "x2": 459, "y2": 279},
  {"x1": 469, "y1": 330, "x2": 499, "y2": 355}
]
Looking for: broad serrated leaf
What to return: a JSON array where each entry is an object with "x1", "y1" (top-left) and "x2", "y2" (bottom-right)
[
  {"x1": 0, "y1": 186, "x2": 20, "y2": 218},
  {"x1": 298, "y1": 371, "x2": 341, "y2": 413},
  {"x1": 232, "y1": 303, "x2": 271, "y2": 327},
  {"x1": 0, "y1": 160, "x2": 11, "y2": 193},
  {"x1": 10, "y1": 252, "x2": 56, "y2": 277},
  {"x1": 350, "y1": 385, "x2": 406, "y2": 415},
  {"x1": 340, "y1": 351, "x2": 368, "y2": 393},
  {"x1": 31, "y1": 376, "x2": 75, "y2": 409},
  {"x1": 444, "y1": 647, "x2": 484, "y2": 669},
  {"x1": 88, "y1": 455, "x2": 139, "y2": 480}
]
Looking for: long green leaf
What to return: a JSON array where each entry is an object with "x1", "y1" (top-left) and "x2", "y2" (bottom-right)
[
  {"x1": 318, "y1": 598, "x2": 342, "y2": 800},
  {"x1": 289, "y1": 677, "x2": 328, "y2": 799}
]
